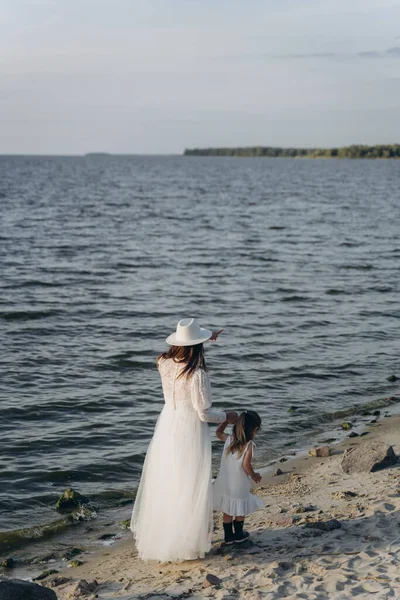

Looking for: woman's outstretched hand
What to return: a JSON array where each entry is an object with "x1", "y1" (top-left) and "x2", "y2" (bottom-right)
[
  {"x1": 210, "y1": 329, "x2": 224, "y2": 342},
  {"x1": 226, "y1": 411, "x2": 238, "y2": 424}
]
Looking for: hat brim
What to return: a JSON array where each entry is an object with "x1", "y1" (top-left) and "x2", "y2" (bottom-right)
[{"x1": 166, "y1": 328, "x2": 212, "y2": 346}]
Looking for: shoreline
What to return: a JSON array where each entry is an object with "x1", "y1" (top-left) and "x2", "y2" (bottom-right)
[
  {"x1": 7, "y1": 412, "x2": 400, "y2": 599},
  {"x1": 2, "y1": 394, "x2": 398, "y2": 563},
  {"x1": 3, "y1": 393, "x2": 399, "y2": 560}
]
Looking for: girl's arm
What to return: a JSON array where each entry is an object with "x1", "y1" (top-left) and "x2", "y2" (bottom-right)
[
  {"x1": 216, "y1": 420, "x2": 229, "y2": 442},
  {"x1": 242, "y1": 444, "x2": 262, "y2": 483}
]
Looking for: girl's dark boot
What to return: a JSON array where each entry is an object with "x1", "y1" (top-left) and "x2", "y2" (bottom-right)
[
  {"x1": 233, "y1": 519, "x2": 250, "y2": 542},
  {"x1": 223, "y1": 522, "x2": 235, "y2": 545}
]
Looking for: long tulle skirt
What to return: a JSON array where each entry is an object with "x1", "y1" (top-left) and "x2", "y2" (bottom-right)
[{"x1": 130, "y1": 405, "x2": 213, "y2": 561}]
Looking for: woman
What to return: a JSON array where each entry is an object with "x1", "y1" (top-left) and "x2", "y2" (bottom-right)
[{"x1": 130, "y1": 318, "x2": 237, "y2": 562}]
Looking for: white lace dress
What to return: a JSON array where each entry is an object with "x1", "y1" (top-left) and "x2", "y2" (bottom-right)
[{"x1": 130, "y1": 358, "x2": 226, "y2": 562}]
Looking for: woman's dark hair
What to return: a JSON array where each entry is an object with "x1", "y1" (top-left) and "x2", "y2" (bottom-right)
[
  {"x1": 157, "y1": 344, "x2": 207, "y2": 379},
  {"x1": 226, "y1": 410, "x2": 261, "y2": 457}
]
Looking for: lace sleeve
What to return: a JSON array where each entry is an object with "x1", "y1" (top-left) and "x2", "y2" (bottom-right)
[{"x1": 191, "y1": 369, "x2": 226, "y2": 423}]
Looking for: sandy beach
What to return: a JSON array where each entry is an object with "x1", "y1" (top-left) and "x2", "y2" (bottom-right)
[{"x1": 32, "y1": 414, "x2": 400, "y2": 600}]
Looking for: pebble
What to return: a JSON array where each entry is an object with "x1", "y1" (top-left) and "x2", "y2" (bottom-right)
[
  {"x1": 0, "y1": 558, "x2": 15, "y2": 568},
  {"x1": 309, "y1": 446, "x2": 330, "y2": 457},
  {"x1": 304, "y1": 518, "x2": 342, "y2": 532},
  {"x1": 204, "y1": 573, "x2": 222, "y2": 587}
]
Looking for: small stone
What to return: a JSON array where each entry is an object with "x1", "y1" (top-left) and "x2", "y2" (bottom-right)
[
  {"x1": 360, "y1": 431, "x2": 370, "y2": 437},
  {"x1": 63, "y1": 548, "x2": 82, "y2": 560},
  {"x1": 274, "y1": 468, "x2": 283, "y2": 476},
  {"x1": 290, "y1": 504, "x2": 315, "y2": 514},
  {"x1": 46, "y1": 576, "x2": 71, "y2": 588},
  {"x1": 33, "y1": 569, "x2": 59, "y2": 581},
  {"x1": 370, "y1": 419, "x2": 378, "y2": 424},
  {"x1": 296, "y1": 563, "x2": 306, "y2": 574},
  {"x1": 0, "y1": 558, "x2": 15, "y2": 568},
  {"x1": 348, "y1": 432, "x2": 359, "y2": 438},
  {"x1": 387, "y1": 375, "x2": 398, "y2": 382},
  {"x1": 58, "y1": 579, "x2": 98, "y2": 598},
  {"x1": 341, "y1": 422, "x2": 352, "y2": 431},
  {"x1": 308, "y1": 446, "x2": 330, "y2": 457},
  {"x1": 291, "y1": 505, "x2": 306, "y2": 514},
  {"x1": 68, "y1": 560, "x2": 84, "y2": 567},
  {"x1": 277, "y1": 561, "x2": 293, "y2": 570},
  {"x1": 278, "y1": 457, "x2": 288, "y2": 463},
  {"x1": 304, "y1": 519, "x2": 342, "y2": 532},
  {"x1": 98, "y1": 533, "x2": 116, "y2": 540},
  {"x1": 55, "y1": 488, "x2": 89, "y2": 510},
  {"x1": 204, "y1": 573, "x2": 222, "y2": 588},
  {"x1": 373, "y1": 410, "x2": 381, "y2": 416},
  {"x1": 333, "y1": 491, "x2": 357, "y2": 500}
]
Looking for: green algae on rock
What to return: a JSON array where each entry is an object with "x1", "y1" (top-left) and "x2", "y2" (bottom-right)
[
  {"x1": 55, "y1": 488, "x2": 89, "y2": 510},
  {"x1": 33, "y1": 569, "x2": 59, "y2": 581},
  {"x1": 68, "y1": 559, "x2": 84, "y2": 567},
  {"x1": 341, "y1": 422, "x2": 352, "y2": 430},
  {"x1": 63, "y1": 548, "x2": 83, "y2": 560}
]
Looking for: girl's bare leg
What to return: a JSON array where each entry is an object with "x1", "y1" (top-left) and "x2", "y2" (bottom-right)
[{"x1": 223, "y1": 512, "x2": 233, "y2": 523}]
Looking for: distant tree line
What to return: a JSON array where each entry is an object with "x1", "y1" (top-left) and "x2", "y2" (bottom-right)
[{"x1": 184, "y1": 144, "x2": 400, "y2": 159}]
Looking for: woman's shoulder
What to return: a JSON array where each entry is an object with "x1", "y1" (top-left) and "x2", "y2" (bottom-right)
[
  {"x1": 157, "y1": 355, "x2": 172, "y2": 371},
  {"x1": 191, "y1": 366, "x2": 209, "y2": 383}
]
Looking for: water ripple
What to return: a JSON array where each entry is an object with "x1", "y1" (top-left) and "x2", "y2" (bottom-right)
[{"x1": 1, "y1": 155, "x2": 400, "y2": 538}]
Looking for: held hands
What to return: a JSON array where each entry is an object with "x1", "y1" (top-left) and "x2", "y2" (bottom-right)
[
  {"x1": 226, "y1": 411, "x2": 238, "y2": 424},
  {"x1": 253, "y1": 472, "x2": 262, "y2": 484}
]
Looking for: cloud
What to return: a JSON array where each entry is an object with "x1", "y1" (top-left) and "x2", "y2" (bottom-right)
[
  {"x1": 386, "y1": 46, "x2": 400, "y2": 56},
  {"x1": 273, "y1": 52, "x2": 336, "y2": 59},
  {"x1": 357, "y1": 51, "x2": 381, "y2": 58},
  {"x1": 274, "y1": 47, "x2": 400, "y2": 60}
]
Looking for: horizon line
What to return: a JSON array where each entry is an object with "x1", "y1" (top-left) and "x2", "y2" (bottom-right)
[{"x1": 1, "y1": 142, "x2": 400, "y2": 157}]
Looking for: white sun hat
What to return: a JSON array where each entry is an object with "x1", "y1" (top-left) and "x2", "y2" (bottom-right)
[{"x1": 166, "y1": 318, "x2": 212, "y2": 346}]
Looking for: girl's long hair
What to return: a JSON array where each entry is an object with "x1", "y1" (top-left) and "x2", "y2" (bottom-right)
[
  {"x1": 157, "y1": 344, "x2": 207, "y2": 379},
  {"x1": 226, "y1": 410, "x2": 261, "y2": 457}
]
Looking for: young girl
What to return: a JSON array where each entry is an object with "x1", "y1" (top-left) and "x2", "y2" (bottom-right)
[{"x1": 213, "y1": 410, "x2": 263, "y2": 544}]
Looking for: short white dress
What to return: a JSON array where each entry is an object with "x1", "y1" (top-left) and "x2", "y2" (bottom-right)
[
  {"x1": 130, "y1": 358, "x2": 226, "y2": 562},
  {"x1": 213, "y1": 435, "x2": 264, "y2": 516}
]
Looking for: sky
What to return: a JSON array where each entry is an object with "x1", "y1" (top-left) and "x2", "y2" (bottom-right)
[{"x1": 1, "y1": 0, "x2": 400, "y2": 154}]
